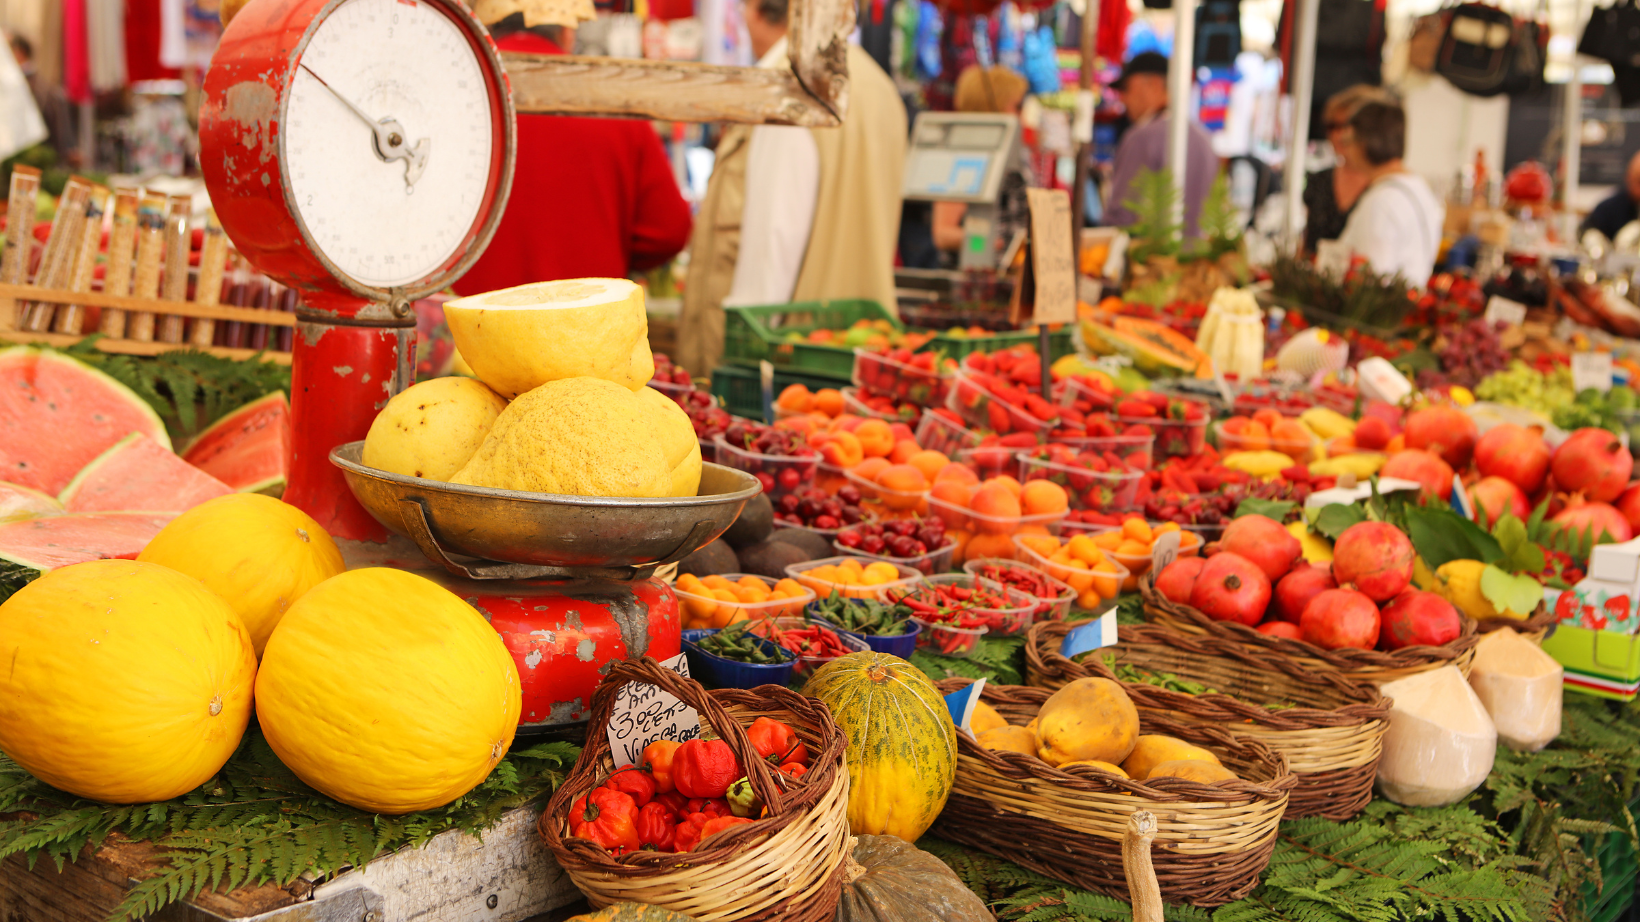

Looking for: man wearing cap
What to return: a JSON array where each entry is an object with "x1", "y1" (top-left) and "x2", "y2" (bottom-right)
[{"x1": 1101, "y1": 51, "x2": 1220, "y2": 236}]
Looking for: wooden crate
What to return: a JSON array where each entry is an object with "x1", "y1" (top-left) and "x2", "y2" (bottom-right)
[
  {"x1": 0, "y1": 806, "x2": 582, "y2": 922},
  {"x1": 0, "y1": 283, "x2": 293, "y2": 365}
]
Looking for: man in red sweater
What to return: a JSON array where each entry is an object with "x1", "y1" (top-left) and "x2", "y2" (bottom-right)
[{"x1": 453, "y1": 17, "x2": 693, "y2": 294}]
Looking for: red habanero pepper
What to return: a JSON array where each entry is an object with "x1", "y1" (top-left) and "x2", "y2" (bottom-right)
[
  {"x1": 602, "y1": 766, "x2": 657, "y2": 807},
  {"x1": 686, "y1": 797, "x2": 732, "y2": 818},
  {"x1": 655, "y1": 790, "x2": 690, "y2": 815},
  {"x1": 635, "y1": 800, "x2": 678, "y2": 852},
  {"x1": 696, "y1": 815, "x2": 755, "y2": 848},
  {"x1": 570, "y1": 787, "x2": 640, "y2": 853},
  {"x1": 778, "y1": 762, "x2": 808, "y2": 779},
  {"x1": 746, "y1": 717, "x2": 810, "y2": 767},
  {"x1": 641, "y1": 740, "x2": 683, "y2": 793},
  {"x1": 672, "y1": 812, "x2": 710, "y2": 852},
  {"x1": 673, "y1": 739, "x2": 741, "y2": 798}
]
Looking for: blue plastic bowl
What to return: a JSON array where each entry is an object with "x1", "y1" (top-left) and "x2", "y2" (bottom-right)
[
  {"x1": 681, "y1": 629, "x2": 796, "y2": 689},
  {"x1": 804, "y1": 602, "x2": 922, "y2": 659}
]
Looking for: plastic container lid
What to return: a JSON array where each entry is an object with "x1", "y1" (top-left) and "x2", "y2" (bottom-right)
[
  {"x1": 681, "y1": 628, "x2": 796, "y2": 689},
  {"x1": 785, "y1": 555, "x2": 926, "y2": 600}
]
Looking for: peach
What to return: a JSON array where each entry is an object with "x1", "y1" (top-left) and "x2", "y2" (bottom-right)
[
  {"x1": 984, "y1": 475, "x2": 1023, "y2": 497},
  {"x1": 964, "y1": 531, "x2": 1019, "y2": 562},
  {"x1": 931, "y1": 478, "x2": 977, "y2": 507},
  {"x1": 853, "y1": 456, "x2": 891, "y2": 483},
  {"x1": 814, "y1": 388, "x2": 845, "y2": 417},
  {"x1": 1020, "y1": 479, "x2": 1069, "y2": 515},
  {"x1": 776, "y1": 384, "x2": 812, "y2": 412},
  {"x1": 909, "y1": 450, "x2": 951, "y2": 484},
  {"x1": 1251, "y1": 408, "x2": 1283, "y2": 431},
  {"x1": 970, "y1": 483, "x2": 1023, "y2": 532},
  {"x1": 934, "y1": 462, "x2": 979, "y2": 485},
  {"x1": 855, "y1": 419, "x2": 895, "y2": 458},
  {"x1": 890, "y1": 439, "x2": 921, "y2": 464},
  {"x1": 878, "y1": 465, "x2": 931, "y2": 509}
]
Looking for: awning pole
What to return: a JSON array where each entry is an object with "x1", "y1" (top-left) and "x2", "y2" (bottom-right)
[
  {"x1": 1563, "y1": 58, "x2": 1583, "y2": 243},
  {"x1": 1167, "y1": 0, "x2": 1199, "y2": 226},
  {"x1": 1282, "y1": 0, "x2": 1320, "y2": 250}
]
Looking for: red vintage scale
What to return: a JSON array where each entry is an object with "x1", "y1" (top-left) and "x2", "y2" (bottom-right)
[{"x1": 197, "y1": 0, "x2": 755, "y2": 735}]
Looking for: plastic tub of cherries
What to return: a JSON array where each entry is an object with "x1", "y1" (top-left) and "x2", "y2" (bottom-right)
[
  {"x1": 715, "y1": 422, "x2": 822, "y2": 499},
  {"x1": 771, "y1": 484, "x2": 872, "y2": 535},
  {"x1": 833, "y1": 516, "x2": 955, "y2": 576}
]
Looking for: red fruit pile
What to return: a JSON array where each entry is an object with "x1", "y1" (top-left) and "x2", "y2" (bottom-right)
[
  {"x1": 651, "y1": 352, "x2": 696, "y2": 390},
  {"x1": 836, "y1": 516, "x2": 949, "y2": 559},
  {"x1": 681, "y1": 390, "x2": 735, "y2": 441},
  {"x1": 776, "y1": 485, "x2": 868, "y2": 530},
  {"x1": 855, "y1": 346, "x2": 951, "y2": 406}
]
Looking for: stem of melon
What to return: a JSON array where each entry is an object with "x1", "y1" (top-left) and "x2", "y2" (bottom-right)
[{"x1": 1123, "y1": 810, "x2": 1161, "y2": 922}]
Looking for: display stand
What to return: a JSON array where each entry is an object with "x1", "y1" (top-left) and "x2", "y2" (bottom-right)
[
  {"x1": 0, "y1": 283, "x2": 293, "y2": 364},
  {"x1": 0, "y1": 807, "x2": 580, "y2": 922}
]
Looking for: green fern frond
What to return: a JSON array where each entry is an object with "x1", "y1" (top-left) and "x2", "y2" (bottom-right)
[{"x1": 1124, "y1": 168, "x2": 1182, "y2": 263}]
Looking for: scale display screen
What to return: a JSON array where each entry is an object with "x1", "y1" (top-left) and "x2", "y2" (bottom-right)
[{"x1": 902, "y1": 113, "x2": 1019, "y2": 204}]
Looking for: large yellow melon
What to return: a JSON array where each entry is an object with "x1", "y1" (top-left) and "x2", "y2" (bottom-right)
[
  {"x1": 362, "y1": 376, "x2": 509, "y2": 482},
  {"x1": 635, "y1": 386, "x2": 703, "y2": 497},
  {"x1": 255, "y1": 568, "x2": 521, "y2": 813},
  {"x1": 139, "y1": 493, "x2": 345, "y2": 657},
  {"x1": 1120, "y1": 735, "x2": 1221, "y2": 781},
  {"x1": 0, "y1": 559, "x2": 256, "y2": 802},
  {"x1": 1034, "y1": 677, "x2": 1140, "y2": 767},
  {"x1": 445, "y1": 278, "x2": 653, "y2": 398},
  {"x1": 453, "y1": 377, "x2": 674, "y2": 497}
]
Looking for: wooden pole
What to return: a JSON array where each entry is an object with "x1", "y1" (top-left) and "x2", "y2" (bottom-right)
[
  {"x1": 1068, "y1": 0, "x2": 1100, "y2": 241},
  {"x1": 1282, "y1": 0, "x2": 1320, "y2": 249},
  {"x1": 1166, "y1": 0, "x2": 1198, "y2": 227}
]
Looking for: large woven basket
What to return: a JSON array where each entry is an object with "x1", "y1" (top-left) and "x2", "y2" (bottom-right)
[
  {"x1": 1474, "y1": 603, "x2": 1554, "y2": 645},
  {"x1": 1025, "y1": 620, "x2": 1390, "y2": 819},
  {"x1": 1140, "y1": 576, "x2": 1479, "y2": 683},
  {"x1": 930, "y1": 679, "x2": 1295, "y2": 908},
  {"x1": 540, "y1": 658, "x2": 852, "y2": 922}
]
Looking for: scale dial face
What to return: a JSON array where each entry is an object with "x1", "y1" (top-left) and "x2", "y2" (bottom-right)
[{"x1": 282, "y1": 0, "x2": 494, "y2": 288}]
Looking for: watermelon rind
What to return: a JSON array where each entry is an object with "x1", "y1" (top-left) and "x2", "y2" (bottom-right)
[
  {"x1": 0, "y1": 479, "x2": 63, "y2": 523},
  {"x1": 182, "y1": 391, "x2": 290, "y2": 495},
  {"x1": 57, "y1": 432, "x2": 233, "y2": 514},
  {"x1": 0, "y1": 347, "x2": 172, "y2": 495}
]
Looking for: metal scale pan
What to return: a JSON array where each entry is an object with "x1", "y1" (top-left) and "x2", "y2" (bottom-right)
[{"x1": 330, "y1": 442, "x2": 759, "y2": 581}]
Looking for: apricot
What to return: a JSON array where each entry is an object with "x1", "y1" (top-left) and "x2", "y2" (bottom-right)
[
  {"x1": 853, "y1": 456, "x2": 891, "y2": 484},
  {"x1": 1020, "y1": 479, "x2": 1069, "y2": 515},
  {"x1": 946, "y1": 528, "x2": 973, "y2": 560},
  {"x1": 1238, "y1": 420, "x2": 1271, "y2": 451},
  {"x1": 934, "y1": 462, "x2": 979, "y2": 485},
  {"x1": 1122, "y1": 518, "x2": 1153, "y2": 543},
  {"x1": 977, "y1": 724, "x2": 1038, "y2": 756},
  {"x1": 964, "y1": 531, "x2": 1018, "y2": 562},
  {"x1": 909, "y1": 450, "x2": 951, "y2": 484},
  {"x1": 970, "y1": 483, "x2": 1023, "y2": 531},
  {"x1": 1120, "y1": 735, "x2": 1222, "y2": 781},
  {"x1": 1252, "y1": 408, "x2": 1283, "y2": 430},
  {"x1": 855, "y1": 419, "x2": 896, "y2": 458},
  {"x1": 1034, "y1": 677, "x2": 1141, "y2": 767},
  {"x1": 931, "y1": 478, "x2": 977, "y2": 507},
  {"x1": 985, "y1": 475, "x2": 1024, "y2": 497},
  {"x1": 814, "y1": 388, "x2": 845, "y2": 417},
  {"x1": 1016, "y1": 523, "x2": 1053, "y2": 537},
  {"x1": 776, "y1": 383, "x2": 813, "y2": 412},
  {"x1": 889, "y1": 439, "x2": 921, "y2": 464},
  {"x1": 1147, "y1": 760, "x2": 1239, "y2": 784}
]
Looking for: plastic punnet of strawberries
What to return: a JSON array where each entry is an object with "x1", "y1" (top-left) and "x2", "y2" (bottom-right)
[
  {"x1": 856, "y1": 346, "x2": 951, "y2": 406},
  {"x1": 955, "y1": 348, "x2": 1060, "y2": 435},
  {"x1": 1020, "y1": 443, "x2": 1147, "y2": 510}
]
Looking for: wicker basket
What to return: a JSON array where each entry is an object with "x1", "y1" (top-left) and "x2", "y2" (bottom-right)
[
  {"x1": 539, "y1": 658, "x2": 852, "y2": 922},
  {"x1": 930, "y1": 679, "x2": 1295, "y2": 908},
  {"x1": 1140, "y1": 576, "x2": 1479, "y2": 683},
  {"x1": 1473, "y1": 603, "x2": 1554, "y2": 645},
  {"x1": 1025, "y1": 620, "x2": 1390, "y2": 819}
]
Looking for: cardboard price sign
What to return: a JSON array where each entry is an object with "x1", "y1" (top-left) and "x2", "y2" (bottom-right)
[
  {"x1": 1572, "y1": 352, "x2": 1614, "y2": 393},
  {"x1": 606, "y1": 653, "x2": 701, "y2": 767},
  {"x1": 1010, "y1": 188, "x2": 1077, "y2": 327}
]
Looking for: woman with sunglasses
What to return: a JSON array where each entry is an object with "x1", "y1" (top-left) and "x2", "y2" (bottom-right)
[{"x1": 1302, "y1": 84, "x2": 1399, "y2": 256}]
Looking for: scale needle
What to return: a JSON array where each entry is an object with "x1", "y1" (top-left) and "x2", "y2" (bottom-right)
[{"x1": 299, "y1": 62, "x2": 430, "y2": 190}]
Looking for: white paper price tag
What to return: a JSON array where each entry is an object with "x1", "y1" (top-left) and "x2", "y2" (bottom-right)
[
  {"x1": 1572, "y1": 351, "x2": 1614, "y2": 393},
  {"x1": 1151, "y1": 530, "x2": 1182, "y2": 574},
  {"x1": 1483, "y1": 295, "x2": 1527, "y2": 326},
  {"x1": 606, "y1": 653, "x2": 701, "y2": 768}
]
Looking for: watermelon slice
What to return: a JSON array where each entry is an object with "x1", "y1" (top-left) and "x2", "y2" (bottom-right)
[
  {"x1": 58, "y1": 433, "x2": 233, "y2": 514},
  {"x1": 0, "y1": 480, "x2": 62, "y2": 522},
  {"x1": 183, "y1": 392, "x2": 290, "y2": 495},
  {"x1": 0, "y1": 347, "x2": 170, "y2": 495},
  {"x1": 0, "y1": 512, "x2": 176, "y2": 599}
]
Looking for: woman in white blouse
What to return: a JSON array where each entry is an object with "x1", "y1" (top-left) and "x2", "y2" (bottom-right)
[{"x1": 1334, "y1": 101, "x2": 1444, "y2": 288}]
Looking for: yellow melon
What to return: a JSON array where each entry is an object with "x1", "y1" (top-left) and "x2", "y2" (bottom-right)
[
  {"x1": 138, "y1": 493, "x2": 345, "y2": 657},
  {"x1": 1034, "y1": 677, "x2": 1140, "y2": 767},
  {"x1": 1147, "y1": 759, "x2": 1239, "y2": 784},
  {"x1": 977, "y1": 724, "x2": 1037, "y2": 755},
  {"x1": 255, "y1": 568, "x2": 520, "y2": 813},
  {"x1": 1121, "y1": 735, "x2": 1222, "y2": 781},
  {"x1": 0, "y1": 559, "x2": 256, "y2": 802}
]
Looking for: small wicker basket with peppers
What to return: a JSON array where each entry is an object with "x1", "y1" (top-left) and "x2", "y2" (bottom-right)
[{"x1": 539, "y1": 658, "x2": 852, "y2": 922}]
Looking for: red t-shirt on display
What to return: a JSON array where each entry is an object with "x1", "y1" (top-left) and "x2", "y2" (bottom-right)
[{"x1": 452, "y1": 33, "x2": 693, "y2": 294}]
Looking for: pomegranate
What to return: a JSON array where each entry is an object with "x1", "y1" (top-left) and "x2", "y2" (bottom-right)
[
  {"x1": 1551, "y1": 428, "x2": 1633, "y2": 503},
  {"x1": 1382, "y1": 449, "x2": 1455, "y2": 500},
  {"x1": 1362, "y1": 400, "x2": 1404, "y2": 433},
  {"x1": 1470, "y1": 476, "x2": 1529, "y2": 527},
  {"x1": 1273, "y1": 564, "x2": 1337, "y2": 624},
  {"x1": 1220, "y1": 514, "x2": 1302, "y2": 583},
  {"x1": 1379, "y1": 589, "x2": 1461, "y2": 650},
  {"x1": 1404, "y1": 406, "x2": 1478, "y2": 469},
  {"x1": 1331, "y1": 521, "x2": 1415, "y2": 602},
  {"x1": 1187, "y1": 553, "x2": 1272, "y2": 627},
  {"x1": 1300, "y1": 588, "x2": 1382, "y2": 650},
  {"x1": 1475, "y1": 423, "x2": 1551, "y2": 494},
  {"x1": 1155, "y1": 557, "x2": 1207, "y2": 604},
  {"x1": 1551, "y1": 497, "x2": 1633, "y2": 544},
  {"x1": 1353, "y1": 416, "x2": 1392, "y2": 451},
  {"x1": 1617, "y1": 483, "x2": 1640, "y2": 533},
  {"x1": 1257, "y1": 621, "x2": 1303, "y2": 640}
]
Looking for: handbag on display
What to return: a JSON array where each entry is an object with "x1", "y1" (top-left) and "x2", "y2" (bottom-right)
[
  {"x1": 1408, "y1": 9, "x2": 1451, "y2": 73},
  {"x1": 1435, "y1": 2, "x2": 1518, "y2": 96},
  {"x1": 1501, "y1": 12, "x2": 1548, "y2": 96}
]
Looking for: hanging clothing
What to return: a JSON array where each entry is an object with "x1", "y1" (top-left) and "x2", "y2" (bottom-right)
[
  {"x1": 63, "y1": 0, "x2": 91, "y2": 104},
  {"x1": 1336, "y1": 171, "x2": 1443, "y2": 289},
  {"x1": 126, "y1": 0, "x2": 182, "y2": 82},
  {"x1": 451, "y1": 32, "x2": 693, "y2": 294}
]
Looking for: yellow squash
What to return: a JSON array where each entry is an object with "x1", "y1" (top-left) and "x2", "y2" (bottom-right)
[
  {"x1": 0, "y1": 559, "x2": 256, "y2": 803},
  {"x1": 255, "y1": 568, "x2": 521, "y2": 813}
]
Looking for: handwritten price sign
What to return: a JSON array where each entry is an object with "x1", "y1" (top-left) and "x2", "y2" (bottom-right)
[{"x1": 606, "y1": 653, "x2": 702, "y2": 768}]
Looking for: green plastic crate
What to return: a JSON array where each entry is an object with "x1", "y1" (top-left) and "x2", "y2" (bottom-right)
[
  {"x1": 722, "y1": 300, "x2": 901, "y2": 377},
  {"x1": 1580, "y1": 809, "x2": 1639, "y2": 922},
  {"x1": 709, "y1": 364, "x2": 851, "y2": 422},
  {"x1": 918, "y1": 327, "x2": 1075, "y2": 364}
]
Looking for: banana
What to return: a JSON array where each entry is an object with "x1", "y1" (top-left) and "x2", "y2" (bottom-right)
[
  {"x1": 1287, "y1": 521, "x2": 1334, "y2": 564},
  {"x1": 1223, "y1": 450, "x2": 1296, "y2": 479},
  {"x1": 1308, "y1": 453, "x2": 1387, "y2": 478},
  {"x1": 1299, "y1": 407, "x2": 1356, "y2": 440}
]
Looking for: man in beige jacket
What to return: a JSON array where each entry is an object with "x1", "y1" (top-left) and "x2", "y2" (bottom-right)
[{"x1": 676, "y1": 0, "x2": 908, "y2": 375}]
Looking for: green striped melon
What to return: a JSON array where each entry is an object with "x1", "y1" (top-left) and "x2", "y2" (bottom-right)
[{"x1": 801, "y1": 652, "x2": 956, "y2": 842}]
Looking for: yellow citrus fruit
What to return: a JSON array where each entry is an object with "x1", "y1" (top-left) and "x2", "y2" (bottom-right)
[
  {"x1": 453, "y1": 377, "x2": 675, "y2": 497},
  {"x1": 0, "y1": 559, "x2": 256, "y2": 802},
  {"x1": 444, "y1": 277, "x2": 653, "y2": 398},
  {"x1": 362, "y1": 376, "x2": 509, "y2": 482},
  {"x1": 635, "y1": 386, "x2": 703, "y2": 497},
  {"x1": 255, "y1": 568, "x2": 521, "y2": 814},
  {"x1": 139, "y1": 493, "x2": 345, "y2": 657}
]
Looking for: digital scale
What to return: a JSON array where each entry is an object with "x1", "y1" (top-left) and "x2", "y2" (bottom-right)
[{"x1": 902, "y1": 112, "x2": 1022, "y2": 271}]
